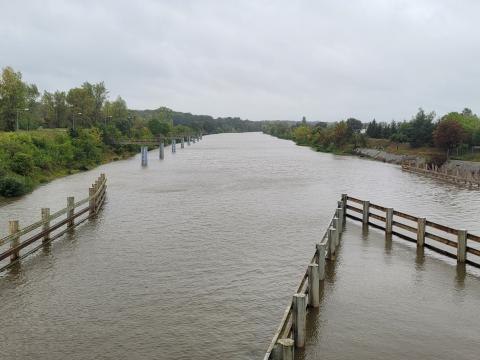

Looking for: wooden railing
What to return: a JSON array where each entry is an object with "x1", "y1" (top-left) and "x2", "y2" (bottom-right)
[
  {"x1": 264, "y1": 196, "x2": 347, "y2": 360},
  {"x1": 402, "y1": 162, "x2": 480, "y2": 188},
  {"x1": 345, "y1": 195, "x2": 480, "y2": 268},
  {"x1": 0, "y1": 174, "x2": 107, "y2": 271}
]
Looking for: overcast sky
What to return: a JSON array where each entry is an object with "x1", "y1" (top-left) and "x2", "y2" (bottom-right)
[{"x1": 1, "y1": 0, "x2": 480, "y2": 121}]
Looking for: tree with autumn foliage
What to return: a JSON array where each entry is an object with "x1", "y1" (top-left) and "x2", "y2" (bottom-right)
[{"x1": 433, "y1": 118, "x2": 466, "y2": 157}]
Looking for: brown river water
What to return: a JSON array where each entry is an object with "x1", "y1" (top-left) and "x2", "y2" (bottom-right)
[{"x1": 0, "y1": 132, "x2": 479, "y2": 359}]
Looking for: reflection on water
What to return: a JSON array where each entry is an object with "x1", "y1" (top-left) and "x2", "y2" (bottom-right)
[{"x1": 0, "y1": 133, "x2": 479, "y2": 359}]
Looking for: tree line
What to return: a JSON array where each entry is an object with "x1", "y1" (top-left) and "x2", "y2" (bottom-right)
[{"x1": 263, "y1": 108, "x2": 480, "y2": 158}]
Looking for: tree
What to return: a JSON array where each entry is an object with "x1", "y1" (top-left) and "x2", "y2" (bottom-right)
[
  {"x1": 0, "y1": 66, "x2": 38, "y2": 131},
  {"x1": 346, "y1": 118, "x2": 363, "y2": 133},
  {"x1": 406, "y1": 108, "x2": 436, "y2": 147},
  {"x1": 433, "y1": 118, "x2": 466, "y2": 155}
]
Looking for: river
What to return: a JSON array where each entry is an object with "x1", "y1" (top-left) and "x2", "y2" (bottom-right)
[{"x1": 0, "y1": 132, "x2": 479, "y2": 359}]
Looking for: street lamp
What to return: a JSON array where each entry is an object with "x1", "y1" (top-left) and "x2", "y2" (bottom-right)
[
  {"x1": 72, "y1": 112, "x2": 82, "y2": 130},
  {"x1": 16, "y1": 108, "x2": 29, "y2": 131}
]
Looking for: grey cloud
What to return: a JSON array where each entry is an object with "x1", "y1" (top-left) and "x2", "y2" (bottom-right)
[{"x1": 1, "y1": 0, "x2": 480, "y2": 121}]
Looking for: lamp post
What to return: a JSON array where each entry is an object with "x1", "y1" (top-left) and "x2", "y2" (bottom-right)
[{"x1": 16, "y1": 108, "x2": 29, "y2": 131}]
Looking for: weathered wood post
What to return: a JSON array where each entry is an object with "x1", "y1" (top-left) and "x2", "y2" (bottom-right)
[
  {"x1": 275, "y1": 338, "x2": 294, "y2": 360},
  {"x1": 336, "y1": 204, "x2": 344, "y2": 231},
  {"x1": 417, "y1": 217, "x2": 426, "y2": 247},
  {"x1": 181, "y1": 137, "x2": 185, "y2": 149},
  {"x1": 141, "y1": 146, "x2": 148, "y2": 166},
  {"x1": 89, "y1": 186, "x2": 95, "y2": 215},
  {"x1": 362, "y1": 200, "x2": 370, "y2": 225},
  {"x1": 386, "y1": 208, "x2": 393, "y2": 234},
  {"x1": 316, "y1": 243, "x2": 326, "y2": 280},
  {"x1": 308, "y1": 263, "x2": 320, "y2": 307},
  {"x1": 67, "y1": 196, "x2": 75, "y2": 228},
  {"x1": 9, "y1": 220, "x2": 20, "y2": 262},
  {"x1": 457, "y1": 230, "x2": 467, "y2": 263},
  {"x1": 328, "y1": 227, "x2": 335, "y2": 260},
  {"x1": 41, "y1": 208, "x2": 50, "y2": 243},
  {"x1": 159, "y1": 141, "x2": 165, "y2": 160},
  {"x1": 333, "y1": 217, "x2": 340, "y2": 246},
  {"x1": 292, "y1": 294, "x2": 306, "y2": 348}
]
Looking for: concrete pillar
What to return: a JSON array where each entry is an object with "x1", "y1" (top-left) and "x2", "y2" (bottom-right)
[
  {"x1": 386, "y1": 208, "x2": 393, "y2": 234},
  {"x1": 308, "y1": 263, "x2": 320, "y2": 308},
  {"x1": 457, "y1": 230, "x2": 467, "y2": 263},
  {"x1": 9, "y1": 220, "x2": 20, "y2": 262},
  {"x1": 417, "y1": 217, "x2": 426, "y2": 247},
  {"x1": 316, "y1": 243, "x2": 326, "y2": 280},
  {"x1": 363, "y1": 201, "x2": 370, "y2": 225},
  {"x1": 41, "y1": 208, "x2": 50, "y2": 243},
  {"x1": 141, "y1": 146, "x2": 148, "y2": 166},
  {"x1": 193, "y1": 137, "x2": 196, "y2": 144},
  {"x1": 172, "y1": 139, "x2": 176, "y2": 153},
  {"x1": 67, "y1": 196, "x2": 75, "y2": 228},
  {"x1": 159, "y1": 141, "x2": 164, "y2": 160},
  {"x1": 187, "y1": 136, "x2": 191, "y2": 146},
  {"x1": 292, "y1": 294, "x2": 306, "y2": 348},
  {"x1": 275, "y1": 338, "x2": 294, "y2": 360},
  {"x1": 328, "y1": 227, "x2": 335, "y2": 260},
  {"x1": 181, "y1": 138, "x2": 185, "y2": 149}
]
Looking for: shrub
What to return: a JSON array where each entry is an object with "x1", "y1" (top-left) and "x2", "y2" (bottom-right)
[
  {"x1": 11, "y1": 152, "x2": 34, "y2": 175},
  {"x1": 0, "y1": 175, "x2": 29, "y2": 197}
]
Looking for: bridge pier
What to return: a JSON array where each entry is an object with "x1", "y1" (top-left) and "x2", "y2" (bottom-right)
[
  {"x1": 187, "y1": 136, "x2": 191, "y2": 146},
  {"x1": 181, "y1": 137, "x2": 185, "y2": 149},
  {"x1": 159, "y1": 141, "x2": 164, "y2": 160},
  {"x1": 141, "y1": 146, "x2": 148, "y2": 166},
  {"x1": 172, "y1": 139, "x2": 176, "y2": 153}
]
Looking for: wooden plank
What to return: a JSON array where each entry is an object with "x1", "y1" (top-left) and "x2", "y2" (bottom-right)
[
  {"x1": 369, "y1": 213, "x2": 386, "y2": 222},
  {"x1": 425, "y1": 221, "x2": 459, "y2": 235},
  {"x1": 346, "y1": 204, "x2": 363, "y2": 214},
  {"x1": 392, "y1": 220, "x2": 417, "y2": 233},
  {"x1": 393, "y1": 210, "x2": 418, "y2": 222},
  {"x1": 467, "y1": 233, "x2": 480, "y2": 243},
  {"x1": 347, "y1": 196, "x2": 363, "y2": 205},
  {"x1": 467, "y1": 247, "x2": 480, "y2": 257},
  {"x1": 425, "y1": 232, "x2": 457, "y2": 248},
  {"x1": 370, "y1": 203, "x2": 387, "y2": 212}
]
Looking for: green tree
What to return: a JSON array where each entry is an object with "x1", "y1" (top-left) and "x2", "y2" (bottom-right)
[{"x1": 406, "y1": 108, "x2": 436, "y2": 147}]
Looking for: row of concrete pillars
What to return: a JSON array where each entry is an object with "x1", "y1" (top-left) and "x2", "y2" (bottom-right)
[{"x1": 141, "y1": 135, "x2": 202, "y2": 166}]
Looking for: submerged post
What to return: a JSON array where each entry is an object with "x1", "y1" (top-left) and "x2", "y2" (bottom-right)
[
  {"x1": 457, "y1": 230, "x2": 467, "y2": 263},
  {"x1": 159, "y1": 141, "x2": 165, "y2": 160},
  {"x1": 363, "y1": 201, "x2": 370, "y2": 225},
  {"x1": 275, "y1": 338, "x2": 294, "y2": 360},
  {"x1": 336, "y1": 204, "x2": 344, "y2": 231},
  {"x1": 89, "y1": 187, "x2": 95, "y2": 215},
  {"x1": 417, "y1": 217, "x2": 426, "y2": 247},
  {"x1": 292, "y1": 294, "x2": 306, "y2": 348},
  {"x1": 9, "y1": 220, "x2": 20, "y2": 262},
  {"x1": 333, "y1": 217, "x2": 340, "y2": 246},
  {"x1": 341, "y1": 193, "x2": 347, "y2": 217},
  {"x1": 316, "y1": 243, "x2": 326, "y2": 280},
  {"x1": 41, "y1": 208, "x2": 50, "y2": 243},
  {"x1": 328, "y1": 227, "x2": 335, "y2": 260},
  {"x1": 67, "y1": 196, "x2": 75, "y2": 228},
  {"x1": 141, "y1": 146, "x2": 148, "y2": 166},
  {"x1": 308, "y1": 263, "x2": 320, "y2": 307},
  {"x1": 386, "y1": 208, "x2": 393, "y2": 234}
]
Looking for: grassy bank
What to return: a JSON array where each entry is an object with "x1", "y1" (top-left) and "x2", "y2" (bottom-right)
[{"x1": 0, "y1": 129, "x2": 137, "y2": 198}]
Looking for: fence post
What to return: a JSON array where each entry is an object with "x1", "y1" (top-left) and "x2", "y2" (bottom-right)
[
  {"x1": 159, "y1": 141, "x2": 165, "y2": 160},
  {"x1": 362, "y1": 201, "x2": 370, "y2": 225},
  {"x1": 9, "y1": 220, "x2": 20, "y2": 262},
  {"x1": 292, "y1": 294, "x2": 306, "y2": 348},
  {"x1": 337, "y1": 204, "x2": 344, "y2": 231},
  {"x1": 333, "y1": 217, "x2": 340, "y2": 246},
  {"x1": 67, "y1": 196, "x2": 75, "y2": 228},
  {"x1": 328, "y1": 227, "x2": 335, "y2": 260},
  {"x1": 386, "y1": 208, "x2": 393, "y2": 234},
  {"x1": 417, "y1": 217, "x2": 426, "y2": 247},
  {"x1": 457, "y1": 230, "x2": 467, "y2": 263},
  {"x1": 41, "y1": 208, "x2": 50, "y2": 243},
  {"x1": 89, "y1": 187, "x2": 95, "y2": 215},
  {"x1": 308, "y1": 263, "x2": 320, "y2": 307},
  {"x1": 275, "y1": 338, "x2": 294, "y2": 360},
  {"x1": 316, "y1": 243, "x2": 326, "y2": 280}
]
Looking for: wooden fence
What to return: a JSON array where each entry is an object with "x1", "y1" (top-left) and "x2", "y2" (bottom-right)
[
  {"x1": 0, "y1": 173, "x2": 107, "y2": 271},
  {"x1": 264, "y1": 197, "x2": 347, "y2": 360},
  {"x1": 345, "y1": 195, "x2": 480, "y2": 268},
  {"x1": 402, "y1": 162, "x2": 480, "y2": 188}
]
